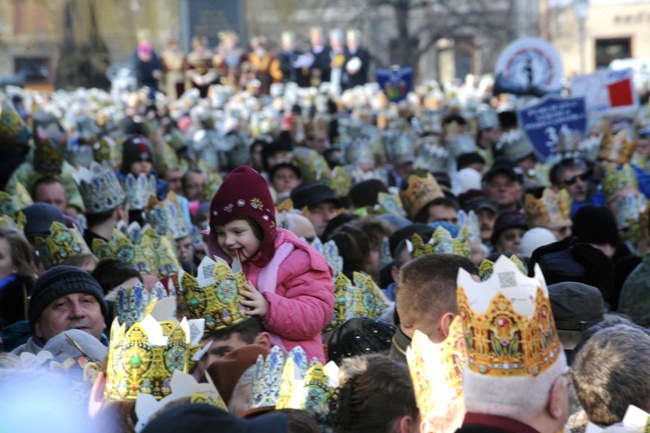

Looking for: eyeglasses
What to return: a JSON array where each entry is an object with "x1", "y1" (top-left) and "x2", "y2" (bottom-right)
[{"x1": 564, "y1": 170, "x2": 591, "y2": 186}]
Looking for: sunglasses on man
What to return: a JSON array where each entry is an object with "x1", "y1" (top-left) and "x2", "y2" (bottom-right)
[{"x1": 564, "y1": 169, "x2": 592, "y2": 186}]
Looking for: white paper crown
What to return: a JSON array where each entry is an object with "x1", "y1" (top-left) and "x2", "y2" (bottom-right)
[
  {"x1": 74, "y1": 161, "x2": 126, "y2": 214},
  {"x1": 124, "y1": 173, "x2": 157, "y2": 211}
]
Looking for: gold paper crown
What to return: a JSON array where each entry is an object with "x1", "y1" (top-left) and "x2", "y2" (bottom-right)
[
  {"x1": 0, "y1": 212, "x2": 26, "y2": 231},
  {"x1": 292, "y1": 147, "x2": 331, "y2": 183},
  {"x1": 92, "y1": 228, "x2": 137, "y2": 265},
  {"x1": 179, "y1": 256, "x2": 249, "y2": 333},
  {"x1": 0, "y1": 101, "x2": 31, "y2": 147},
  {"x1": 276, "y1": 198, "x2": 295, "y2": 213},
  {"x1": 92, "y1": 136, "x2": 119, "y2": 167},
  {"x1": 406, "y1": 317, "x2": 466, "y2": 418},
  {"x1": 0, "y1": 183, "x2": 33, "y2": 219},
  {"x1": 323, "y1": 166, "x2": 352, "y2": 198},
  {"x1": 113, "y1": 222, "x2": 181, "y2": 279},
  {"x1": 327, "y1": 272, "x2": 391, "y2": 332},
  {"x1": 598, "y1": 129, "x2": 637, "y2": 165},
  {"x1": 478, "y1": 255, "x2": 527, "y2": 282},
  {"x1": 200, "y1": 172, "x2": 224, "y2": 203},
  {"x1": 35, "y1": 221, "x2": 92, "y2": 269},
  {"x1": 457, "y1": 256, "x2": 561, "y2": 377},
  {"x1": 603, "y1": 163, "x2": 638, "y2": 199},
  {"x1": 276, "y1": 359, "x2": 339, "y2": 416},
  {"x1": 399, "y1": 173, "x2": 444, "y2": 220},
  {"x1": 74, "y1": 161, "x2": 127, "y2": 214},
  {"x1": 249, "y1": 346, "x2": 310, "y2": 411},
  {"x1": 104, "y1": 315, "x2": 193, "y2": 401},
  {"x1": 145, "y1": 192, "x2": 190, "y2": 240},
  {"x1": 523, "y1": 188, "x2": 572, "y2": 229},
  {"x1": 408, "y1": 227, "x2": 471, "y2": 259},
  {"x1": 32, "y1": 116, "x2": 68, "y2": 172},
  {"x1": 123, "y1": 172, "x2": 157, "y2": 211}
]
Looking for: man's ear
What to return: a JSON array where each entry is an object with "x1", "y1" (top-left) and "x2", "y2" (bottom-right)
[
  {"x1": 391, "y1": 265, "x2": 400, "y2": 284},
  {"x1": 547, "y1": 374, "x2": 568, "y2": 420},
  {"x1": 34, "y1": 321, "x2": 43, "y2": 339},
  {"x1": 396, "y1": 414, "x2": 417, "y2": 433},
  {"x1": 254, "y1": 332, "x2": 272, "y2": 351},
  {"x1": 438, "y1": 312, "x2": 455, "y2": 340},
  {"x1": 88, "y1": 372, "x2": 106, "y2": 418}
]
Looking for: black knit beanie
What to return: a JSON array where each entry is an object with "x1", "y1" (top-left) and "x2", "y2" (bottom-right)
[
  {"x1": 571, "y1": 205, "x2": 620, "y2": 246},
  {"x1": 29, "y1": 265, "x2": 108, "y2": 329},
  {"x1": 328, "y1": 317, "x2": 396, "y2": 365}
]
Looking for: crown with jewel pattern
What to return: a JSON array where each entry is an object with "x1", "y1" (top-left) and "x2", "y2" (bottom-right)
[
  {"x1": 310, "y1": 238, "x2": 344, "y2": 277},
  {"x1": 92, "y1": 136, "x2": 119, "y2": 167},
  {"x1": 0, "y1": 100, "x2": 31, "y2": 148},
  {"x1": 145, "y1": 192, "x2": 190, "y2": 240},
  {"x1": 117, "y1": 282, "x2": 168, "y2": 329},
  {"x1": 123, "y1": 172, "x2": 157, "y2": 211},
  {"x1": 406, "y1": 317, "x2": 466, "y2": 419},
  {"x1": 399, "y1": 172, "x2": 445, "y2": 220},
  {"x1": 292, "y1": 146, "x2": 331, "y2": 183},
  {"x1": 34, "y1": 221, "x2": 92, "y2": 269},
  {"x1": 323, "y1": 166, "x2": 352, "y2": 198},
  {"x1": 74, "y1": 161, "x2": 127, "y2": 214},
  {"x1": 104, "y1": 315, "x2": 193, "y2": 401},
  {"x1": 598, "y1": 129, "x2": 637, "y2": 165},
  {"x1": 200, "y1": 172, "x2": 224, "y2": 203},
  {"x1": 408, "y1": 227, "x2": 471, "y2": 259},
  {"x1": 93, "y1": 228, "x2": 137, "y2": 265},
  {"x1": 32, "y1": 112, "x2": 68, "y2": 173},
  {"x1": 457, "y1": 255, "x2": 561, "y2": 377},
  {"x1": 414, "y1": 140, "x2": 449, "y2": 172},
  {"x1": 523, "y1": 188, "x2": 572, "y2": 229},
  {"x1": 327, "y1": 272, "x2": 391, "y2": 332},
  {"x1": 478, "y1": 255, "x2": 528, "y2": 281},
  {"x1": 179, "y1": 256, "x2": 249, "y2": 333},
  {"x1": 276, "y1": 360, "x2": 339, "y2": 416},
  {"x1": 603, "y1": 163, "x2": 638, "y2": 199},
  {"x1": 248, "y1": 346, "x2": 311, "y2": 413}
]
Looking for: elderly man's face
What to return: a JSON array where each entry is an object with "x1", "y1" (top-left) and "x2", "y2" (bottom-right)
[
  {"x1": 484, "y1": 173, "x2": 522, "y2": 209},
  {"x1": 34, "y1": 293, "x2": 105, "y2": 342}
]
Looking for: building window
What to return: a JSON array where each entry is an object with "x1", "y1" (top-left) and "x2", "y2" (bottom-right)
[
  {"x1": 595, "y1": 38, "x2": 632, "y2": 69},
  {"x1": 14, "y1": 58, "x2": 50, "y2": 83}
]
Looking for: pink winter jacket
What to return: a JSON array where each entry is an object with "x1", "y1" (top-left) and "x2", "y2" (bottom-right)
[{"x1": 241, "y1": 228, "x2": 334, "y2": 362}]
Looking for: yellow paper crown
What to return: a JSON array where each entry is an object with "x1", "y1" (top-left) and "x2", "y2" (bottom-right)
[
  {"x1": 408, "y1": 227, "x2": 471, "y2": 259},
  {"x1": 34, "y1": 221, "x2": 92, "y2": 269},
  {"x1": 323, "y1": 166, "x2": 352, "y2": 198},
  {"x1": 523, "y1": 188, "x2": 572, "y2": 229},
  {"x1": 179, "y1": 256, "x2": 249, "y2": 333},
  {"x1": 0, "y1": 183, "x2": 33, "y2": 219},
  {"x1": 603, "y1": 163, "x2": 638, "y2": 199},
  {"x1": 92, "y1": 136, "x2": 119, "y2": 167},
  {"x1": 399, "y1": 173, "x2": 444, "y2": 220},
  {"x1": 478, "y1": 255, "x2": 528, "y2": 282},
  {"x1": 0, "y1": 101, "x2": 31, "y2": 147},
  {"x1": 276, "y1": 360, "x2": 339, "y2": 416},
  {"x1": 327, "y1": 272, "x2": 391, "y2": 331},
  {"x1": 406, "y1": 317, "x2": 466, "y2": 418},
  {"x1": 104, "y1": 315, "x2": 193, "y2": 401},
  {"x1": 200, "y1": 172, "x2": 224, "y2": 203},
  {"x1": 276, "y1": 198, "x2": 295, "y2": 213},
  {"x1": 457, "y1": 256, "x2": 561, "y2": 377},
  {"x1": 292, "y1": 146, "x2": 331, "y2": 183},
  {"x1": 598, "y1": 129, "x2": 637, "y2": 165},
  {"x1": 32, "y1": 116, "x2": 68, "y2": 172}
]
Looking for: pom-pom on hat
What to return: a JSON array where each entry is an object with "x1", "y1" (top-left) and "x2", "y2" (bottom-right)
[{"x1": 209, "y1": 166, "x2": 277, "y2": 266}]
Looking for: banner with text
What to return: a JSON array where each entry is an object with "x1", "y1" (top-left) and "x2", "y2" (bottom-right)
[
  {"x1": 570, "y1": 68, "x2": 639, "y2": 115},
  {"x1": 517, "y1": 96, "x2": 587, "y2": 160}
]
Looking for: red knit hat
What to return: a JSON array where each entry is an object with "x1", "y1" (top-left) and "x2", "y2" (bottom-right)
[{"x1": 209, "y1": 166, "x2": 276, "y2": 266}]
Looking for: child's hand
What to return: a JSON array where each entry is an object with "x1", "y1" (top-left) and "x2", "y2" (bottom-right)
[{"x1": 240, "y1": 280, "x2": 268, "y2": 317}]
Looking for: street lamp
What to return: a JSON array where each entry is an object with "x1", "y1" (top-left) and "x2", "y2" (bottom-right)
[{"x1": 574, "y1": 0, "x2": 589, "y2": 74}]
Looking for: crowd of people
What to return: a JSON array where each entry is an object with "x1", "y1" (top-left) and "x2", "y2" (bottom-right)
[{"x1": 2, "y1": 28, "x2": 650, "y2": 432}]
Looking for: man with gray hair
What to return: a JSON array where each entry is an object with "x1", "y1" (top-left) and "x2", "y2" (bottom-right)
[{"x1": 572, "y1": 324, "x2": 650, "y2": 427}]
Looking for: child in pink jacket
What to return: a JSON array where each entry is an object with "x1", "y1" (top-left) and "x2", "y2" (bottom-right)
[{"x1": 208, "y1": 165, "x2": 334, "y2": 362}]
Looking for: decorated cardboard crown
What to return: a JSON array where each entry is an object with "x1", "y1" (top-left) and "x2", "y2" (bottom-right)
[
  {"x1": 124, "y1": 172, "x2": 157, "y2": 211},
  {"x1": 399, "y1": 172, "x2": 444, "y2": 220},
  {"x1": 134, "y1": 371, "x2": 227, "y2": 433},
  {"x1": 92, "y1": 228, "x2": 137, "y2": 265},
  {"x1": 322, "y1": 166, "x2": 352, "y2": 198},
  {"x1": 327, "y1": 272, "x2": 391, "y2": 332},
  {"x1": 413, "y1": 140, "x2": 449, "y2": 173},
  {"x1": 496, "y1": 129, "x2": 535, "y2": 162},
  {"x1": 603, "y1": 163, "x2": 638, "y2": 199},
  {"x1": 478, "y1": 255, "x2": 528, "y2": 282},
  {"x1": 200, "y1": 172, "x2": 224, "y2": 203},
  {"x1": 406, "y1": 317, "x2": 466, "y2": 418},
  {"x1": 248, "y1": 346, "x2": 311, "y2": 413},
  {"x1": 104, "y1": 315, "x2": 193, "y2": 401},
  {"x1": 346, "y1": 137, "x2": 376, "y2": 166},
  {"x1": 448, "y1": 134, "x2": 478, "y2": 161},
  {"x1": 145, "y1": 192, "x2": 190, "y2": 240},
  {"x1": 310, "y1": 238, "x2": 344, "y2": 277},
  {"x1": 523, "y1": 188, "x2": 572, "y2": 229},
  {"x1": 74, "y1": 161, "x2": 126, "y2": 214},
  {"x1": 32, "y1": 112, "x2": 68, "y2": 173},
  {"x1": 412, "y1": 111, "x2": 443, "y2": 135},
  {"x1": 275, "y1": 359, "x2": 339, "y2": 416},
  {"x1": 34, "y1": 221, "x2": 92, "y2": 269},
  {"x1": 291, "y1": 146, "x2": 331, "y2": 183},
  {"x1": 117, "y1": 282, "x2": 167, "y2": 329},
  {"x1": 457, "y1": 255, "x2": 561, "y2": 377},
  {"x1": 457, "y1": 210, "x2": 480, "y2": 243},
  {"x1": 93, "y1": 136, "x2": 120, "y2": 167},
  {"x1": 407, "y1": 227, "x2": 471, "y2": 259},
  {"x1": 0, "y1": 100, "x2": 31, "y2": 148},
  {"x1": 476, "y1": 106, "x2": 499, "y2": 131},
  {"x1": 598, "y1": 129, "x2": 637, "y2": 165},
  {"x1": 0, "y1": 184, "x2": 31, "y2": 231},
  {"x1": 179, "y1": 256, "x2": 249, "y2": 333}
]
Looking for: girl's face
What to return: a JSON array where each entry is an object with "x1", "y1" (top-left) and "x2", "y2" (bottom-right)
[
  {"x1": 0, "y1": 238, "x2": 14, "y2": 280},
  {"x1": 214, "y1": 219, "x2": 262, "y2": 262}
]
